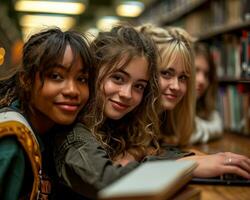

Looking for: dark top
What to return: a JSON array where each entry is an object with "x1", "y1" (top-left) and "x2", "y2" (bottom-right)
[{"x1": 52, "y1": 122, "x2": 194, "y2": 200}]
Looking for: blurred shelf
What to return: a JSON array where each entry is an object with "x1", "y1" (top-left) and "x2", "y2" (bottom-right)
[
  {"x1": 218, "y1": 77, "x2": 250, "y2": 84},
  {"x1": 197, "y1": 20, "x2": 250, "y2": 40},
  {"x1": 159, "y1": 0, "x2": 208, "y2": 25}
]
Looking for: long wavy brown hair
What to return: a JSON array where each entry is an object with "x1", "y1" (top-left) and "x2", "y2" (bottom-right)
[{"x1": 84, "y1": 25, "x2": 161, "y2": 160}]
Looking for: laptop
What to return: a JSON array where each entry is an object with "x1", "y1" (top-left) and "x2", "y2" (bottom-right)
[{"x1": 98, "y1": 160, "x2": 197, "y2": 200}]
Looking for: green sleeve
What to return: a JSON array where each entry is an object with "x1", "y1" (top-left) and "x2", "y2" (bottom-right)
[{"x1": 0, "y1": 137, "x2": 25, "y2": 200}]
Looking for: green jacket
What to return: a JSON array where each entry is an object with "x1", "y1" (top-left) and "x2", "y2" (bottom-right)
[{"x1": 0, "y1": 107, "x2": 42, "y2": 200}]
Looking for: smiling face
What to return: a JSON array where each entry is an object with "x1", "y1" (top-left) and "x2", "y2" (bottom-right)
[
  {"x1": 29, "y1": 45, "x2": 89, "y2": 133},
  {"x1": 159, "y1": 57, "x2": 189, "y2": 111},
  {"x1": 102, "y1": 56, "x2": 149, "y2": 120},
  {"x1": 195, "y1": 54, "x2": 209, "y2": 99}
]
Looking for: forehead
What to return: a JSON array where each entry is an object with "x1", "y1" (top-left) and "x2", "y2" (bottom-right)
[
  {"x1": 195, "y1": 55, "x2": 209, "y2": 70},
  {"x1": 160, "y1": 52, "x2": 189, "y2": 74},
  {"x1": 60, "y1": 45, "x2": 86, "y2": 71},
  {"x1": 121, "y1": 56, "x2": 149, "y2": 80}
]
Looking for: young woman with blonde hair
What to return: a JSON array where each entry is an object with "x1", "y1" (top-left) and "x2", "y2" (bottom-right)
[
  {"x1": 137, "y1": 24, "x2": 196, "y2": 146},
  {"x1": 137, "y1": 24, "x2": 250, "y2": 179}
]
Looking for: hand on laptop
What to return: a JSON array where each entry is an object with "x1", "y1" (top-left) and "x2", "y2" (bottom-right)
[{"x1": 179, "y1": 152, "x2": 250, "y2": 179}]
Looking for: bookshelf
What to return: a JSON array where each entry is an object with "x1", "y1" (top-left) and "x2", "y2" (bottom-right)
[{"x1": 137, "y1": 0, "x2": 250, "y2": 135}]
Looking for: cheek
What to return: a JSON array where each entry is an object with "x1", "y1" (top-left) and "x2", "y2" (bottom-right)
[
  {"x1": 181, "y1": 83, "x2": 188, "y2": 98},
  {"x1": 102, "y1": 80, "x2": 117, "y2": 97},
  {"x1": 159, "y1": 77, "x2": 166, "y2": 92},
  {"x1": 204, "y1": 79, "x2": 209, "y2": 90},
  {"x1": 80, "y1": 86, "x2": 89, "y2": 101},
  {"x1": 133, "y1": 92, "x2": 144, "y2": 107}
]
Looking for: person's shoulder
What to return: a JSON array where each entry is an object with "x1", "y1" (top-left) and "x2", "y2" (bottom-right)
[
  {"x1": 74, "y1": 122, "x2": 91, "y2": 133},
  {"x1": 53, "y1": 122, "x2": 94, "y2": 150},
  {"x1": 0, "y1": 136, "x2": 23, "y2": 155}
]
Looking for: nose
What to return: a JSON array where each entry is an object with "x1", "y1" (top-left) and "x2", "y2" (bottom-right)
[
  {"x1": 169, "y1": 77, "x2": 180, "y2": 90},
  {"x1": 119, "y1": 85, "x2": 132, "y2": 99},
  {"x1": 62, "y1": 80, "x2": 79, "y2": 98},
  {"x1": 196, "y1": 71, "x2": 206, "y2": 86}
]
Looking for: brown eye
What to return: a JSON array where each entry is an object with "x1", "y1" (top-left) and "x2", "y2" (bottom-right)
[
  {"x1": 160, "y1": 70, "x2": 172, "y2": 79},
  {"x1": 49, "y1": 72, "x2": 63, "y2": 81},
  {"x1": 179, "y1": 75, "x2": 188, "y2": 82},
  {"x1": 78, "y1": 76, "x2": 88, "y2": 84},
  {"x1": 111, "y1": 73, "x2": 124, "y2": 84},
  {"x1": 135, "y1": 84, "x2": 146, "y2": 91}
]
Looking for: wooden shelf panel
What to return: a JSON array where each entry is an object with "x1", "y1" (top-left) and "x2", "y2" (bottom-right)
[
  {"x1": 159, "y1": 0, "x2": 208, "y2": 25},
  {"x1": 218, "y1": 77, "x2": 250, "y2": 84},
  {"x1": 197, "y1": 20, "x2": 250, "y2": 40}
]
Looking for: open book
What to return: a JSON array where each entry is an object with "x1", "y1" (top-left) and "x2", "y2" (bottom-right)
[{"x1": 98, "y1": 160, "x2": 197, "y2": 200}]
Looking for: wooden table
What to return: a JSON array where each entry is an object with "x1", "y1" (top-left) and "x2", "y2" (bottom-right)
[{"x1": 189, "y1": 132, "x2": 250, "y2": 200}]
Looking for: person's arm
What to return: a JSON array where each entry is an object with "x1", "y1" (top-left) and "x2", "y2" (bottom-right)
[
  {"x1": 190, "y1": 110, "x2": 223, "y2": 144},
  {"x1": 0, "y1": 137, "x2": 25, "y2": 200},
  {"x1": 179, "y1": 152, "x2": 250, "y2": 179},
  {"x1": 53, "y1": 123, "x2": 140, "y2": 199}
]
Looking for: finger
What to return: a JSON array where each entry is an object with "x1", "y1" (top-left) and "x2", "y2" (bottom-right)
[
  {"x1": 223, "y1": 165, "x2": 250, "y2": 179},
  {"x1": 228, "y1": 158, "x2": 250, "y2": 174},
  {"x1": 226, "y1": 152, "x2": 250, "y2": 162},
  {"x1": 224, "y1": 152, "x2": 250, "y2": 171}
]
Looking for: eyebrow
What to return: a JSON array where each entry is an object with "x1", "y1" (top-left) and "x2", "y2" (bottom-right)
[
  {"x1": 165, "y1": 68, "x2": 175, "y2": 73},
  {"x1": 54, "y1": 63, "x2": 88, "y2": 73},
  {"x1": 163, "y1": 67, "x2": 188, "y2": 75},
  {"x1": 118, "y1": 69, "x2": 149, "y2": 83}
]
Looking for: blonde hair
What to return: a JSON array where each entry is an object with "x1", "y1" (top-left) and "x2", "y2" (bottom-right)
[
  {"x1": 85, "y1": 25, "x2": 161, "y2": 160},
  {"x1": 137, "y1": 24, "x2": 196, "y2": 146}
]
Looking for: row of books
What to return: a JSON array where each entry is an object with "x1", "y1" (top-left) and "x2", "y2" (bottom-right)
[
  {"x1": 138, "y1": 0, "x2": 250, "y2": 38},
  {"x1": 217, "y1": 84, "x2": 250, "y2": 135},
  {"x1": 209, "y1": 30, "x2": 250, "y2": 79},
  {"x1": 174, "y1": 0, "x2": 250, "y2": 38}
]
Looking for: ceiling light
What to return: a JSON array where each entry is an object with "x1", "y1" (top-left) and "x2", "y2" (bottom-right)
[
  {"x1": 15, "y1": 0, "x2": 86, "y2": 15},
  {"x1": 96, "y1": 16, "x2": 120, "y2": 31},
  {"x1": 20, "y1": 14, "x2": 76, "y2": 28},
  {"x1": 116, "y1": 1, "x2": 144, "y2": 17}
]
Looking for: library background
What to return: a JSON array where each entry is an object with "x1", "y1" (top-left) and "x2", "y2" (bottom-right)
[{"x1": 0, "y1": 0, "x2": 250, "y2": 135}]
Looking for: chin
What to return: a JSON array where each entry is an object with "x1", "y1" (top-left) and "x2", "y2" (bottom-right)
[
  {"x1": 162, "y1": 103, "x2": 176, "y2": 111},
  {"x1": 56, "y1": 117, "x2": 76, "y2": 125},
  {"x1": 105, "y1": 111, "x2": 125, "y2": 120}
]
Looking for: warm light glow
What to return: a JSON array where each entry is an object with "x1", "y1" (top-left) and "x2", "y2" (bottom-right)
[
  {"x1": 0, "y1": 47, "x2": 5, "y2": 65},
  {"x1": 116, "y1": 1, "x2": 144, "y2": 17},
  {"x1": 96, "y1": 16, "x2": 120, "y2": 31},
  {"x1": 20, "y1": 15, "x2": 76, "y2": 28},
  {"x1": 20, "y1": 15, "x2": 76, "y2": 41},
  {"x1": 22, "y1": 27, "x2": 41, "y2": 41},
  {"x1": 15, "y1": 0, "x2": 86, "y2": 15},
  {"x1": 85, "y1": 28, "x2": 99, "y2": 41}
]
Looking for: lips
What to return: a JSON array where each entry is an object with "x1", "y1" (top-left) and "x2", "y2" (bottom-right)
[
  {"x1": 109, "y1": 99, "x2": 129, "y2": 111},
  {"x1": 163, "y1": 93, "x2": 178, "y2": 101},
  {"x1": 55, "y1": 102, "x2": 80, "y2": 112}
]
